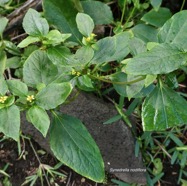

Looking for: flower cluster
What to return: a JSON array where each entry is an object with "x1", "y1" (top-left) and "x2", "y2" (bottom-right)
[
  {"x1": 27, "y1": 95, "x2": 35, "y2": 102},
  {"x1": 71, "y1": 69, "x2": 81, "y2": 76},
  {"x1": 0, "y1": 96, "x2": 8, "y2": 103}
]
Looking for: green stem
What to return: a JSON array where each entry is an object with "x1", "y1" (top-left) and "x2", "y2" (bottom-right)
[
  {"x1": 89, "y1": 74, "x2": 145, "y2": 85},
  {"x1": 180, "y1": 0, "x2": 186, "y2": 11},
  {"x1": 125, "y1": 6, "x2": 136, "y2": 27},
  {"x1": 120, "y1": 0, "x2": 127, "y2": 24}
]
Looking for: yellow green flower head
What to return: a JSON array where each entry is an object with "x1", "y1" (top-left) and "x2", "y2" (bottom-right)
[
  {"x1": 71, "y1": 69, "x2": 81, "y2": 76},
  {"x1": 0, "y1": 96, "x2": 8, "y2": 103},
  {"x1": 27, "y1": 95, "x2": 35, "y2": 102}
]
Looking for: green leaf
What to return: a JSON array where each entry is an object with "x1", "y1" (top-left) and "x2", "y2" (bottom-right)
[
  {"x1": 125, "y1": 43, "x2": 187, "y2": 75},
  {"x1": 74, "y1": 46, "x2": 94, "y2": 65},
  {"x1": 158, "y1": 10, "x2": 187, "y2": 51},
  {"x1": 128, "y1": 37, "x2": 146, "y2": 56},
  {"x1": 0, "y1": 105, "x2": 20, "y2": 141},
  {"x1": 76, "y1": 13, "x2": 94, "y2": 37},
  {"x1": 141, "y1": 8, "x2": 172, "y2": 27},
  {"x1": 17, "y1": 36, "x2": 40, "y2": 48},
  {"x1": 0, "y1": 75, "x2": 8, "y2": 95},
  {"x1": 91, "y1": 32, "x2": 130, "y2": 64},
  {"x1": 126, "y1": 74, "x2": 145, "y2": 99},
  {"x1": 23, "y1": 50, "x2": 58, "y2": 87},
  {"x1": 131, "y1": 24, "x2": 158, "y2": 43},
  {"x1": 0, "y1": 50, "x2": 6, "y2": 74},
  {"x1": 144, "y1": 75, "x2": 157, "y2": 87},
  {"x1": 36, "y1": 83, "x2": 72, "y2": 110},
  {"x1": 6, "y1": 57, "x2": 21, "y2": 69},
  {"x1": 47, "y1": 46, "x2": 72, "y2": 66},
  {"x1": 4, "y1": 40, "x2": 21, "y2": 56},
  {"x1": 7, "y1": 80, "x2": 28, "y2": 97},
  {"x1": 81, "y1": 1, "x2": 113, "y2": 25},
  {"x1": 27, "y1": 106, "x2": 50, "y2": 137},
  {"x1": 23, "y1": 8, "x2": 49, "y2": 36},
  {"x1": 44, "y1": 30, "x2": 71, "y2": 45},
  {"x1": 50, "y1": 113, "x2": 105, "y2": 182},
  {"x1": 76, "y1": 75, "x2": 95, "y2": 91},
  {"x1": 0, "y1": 17, "x2": 8, "y2": 35},
  {"x1": 150, "y1": 0, "x2": 162, "y2": 11},
  {"x1": 111, "y1": 72, "x2": 127, "y2": 97},
  {"x1": 43, "y1": 0, "x2": 82, "y2": 42},
  {"x1": 103, "y1": 115, "x2": 122, "y2": 125},
  {"x1": 142, "y1": 84, "x2": 187, "y2": 131}
]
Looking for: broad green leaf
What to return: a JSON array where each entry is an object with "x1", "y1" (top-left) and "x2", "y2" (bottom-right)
[
  {"x1": 74, "y1": 46, "x2": 94, "y2": 65},
  {"x1": 43, "y1": 0, "x2": 82, "y2": 42},
  {"x1": 0, "y1": 50, "x2": 6, "y2": 74},
  {"x1": 76, "y1": 13, "x2": 94, "y2": 37},
  {"x1": 158, "y1": 10, "x2": 187, "y2": 51},
  {"x1": 131, "y1": 24, "x2": 158, "y2": 43},
  {"x1": 125, "y1": 43, "x2": 187, "y2": 75},
  {"x1": 0, "y1": 75, "x2": 8, "y2": 95},
  {"x1": 91, "y1": 32, "x2": 130, "y2": 64},
  {"x1": 0, "y1": 17, "x2": 8, "y2": 35},
  {"x1": 7, "y1": 80, "x2": 28, "y2": 97},
  {"x1": 76, "y1": 75, "x2": 95, "y2": 91},
  {"x1": 128, "y1": 37, "x2": 146, "y2": 56},
  {"x1": 36, "y1": 83, "x2": 72, "y2": 110},
  {"x1": 0, "y1": 105, "x2": 20, "y2": 141},
  {"x1": 43, "y1": 30, "x2": 71, "y2": 45},
  {"x1": 147, "y1": 42, "x2": 159, "y2": 50},
  {"x1": 47, "y1": 46, "x2": 72, "y2": 66},
  {"x1": 23, "y1": 50, "x2": 58, "y2": 87},
  {"x1": 6, "y1": 57, "x2": 21, "y2": 69},
  {"x1": 141, "y1": 8, "x2": 172, "y2": 27},
  {"x1": 50, "y1": 113, "x2": 105, "y2": 182},
  {"x1": 142, "y1": 84, "x2": 187, "y2": 131},
  {"x1": 18, "y1": 36, "x2": 40, "y2": 48},
  {"x1": 27, "y1": 106, "x2": 50, "y2": 137},
  {"x1": 23, "y1": 8, "x2": 49, "y2": 36},
  {"x1": 150, "y1": 0, "x2": 162, "y2": 11},
  {"x1": 81, "y1": 1, "x2": 113, "y2": 25}
]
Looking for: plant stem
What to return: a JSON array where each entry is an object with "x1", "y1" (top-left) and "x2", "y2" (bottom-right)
[
  {"x1": 120, "y1": 0, "x2": 127, "y2": 24},
  {"x1": 125, "y1": 6, "x2": 136, "y2": 27},
  {"x1": 89, "y1": 74, "x2": 145, "y2": 85},
  {"x1": 180, "y1": 0, "x2": 186, "y2": 11}
]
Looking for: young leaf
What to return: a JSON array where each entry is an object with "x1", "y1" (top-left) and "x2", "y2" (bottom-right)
[
  {"x1": 158, "y1": 10, "x2": 187, "y2": 51},
  {"x1": 126, "y1": 43, "x2": 187, "y2": 75},
  {"x1": 36, "y1": 83, "x2": 72, "y2": 110},
  {"x1": 81, "y1": 1, "x2": 113, "y2": 24},
  {"x1": 23, "y1": 50, "x2": 58, "y2": 87},
  {"x1": 0, "y1": 17, "x2": 8, "y2": 35},
  {"x1": 141, "y1": 8, "x2": 172, "y2": 27},
  {"x1": 7, "y1": 80, "x2": 28, "y2": 97},
  {"x1": 0, "y1": 105, "x2": 20, "y2": 141},
  {"x1": 44, "y1": 30, "x2": 71, "y2": 45},
  {"x1": 23, "y1": 8, "x2": 49, "y2": 36},
  {"x1": 76, "y1": 13, "x2": 94, "y2": 37},
  {"x1": 27, "y1": 106, "x2": 50, "y2": 137},
  {"x1": 142, "y1": 85, "x2": 187, "y2": 131},
  {"x1": 76, "y1": 75, "x2": 95, "y2": 91},
  {"x1": 18, "y1": 36, "x2": 40, "y2": 48},
  {"x1": 50, "y1": 113, "x2": 105, "y2": 182},
  {"x1": 43, "y1": 0, "x2": 82, "y2": 42}
]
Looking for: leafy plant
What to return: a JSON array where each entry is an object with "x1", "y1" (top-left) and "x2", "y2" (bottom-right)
[{"x1": 1, "y1": 0, "x2": 187, "y2": 184}]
